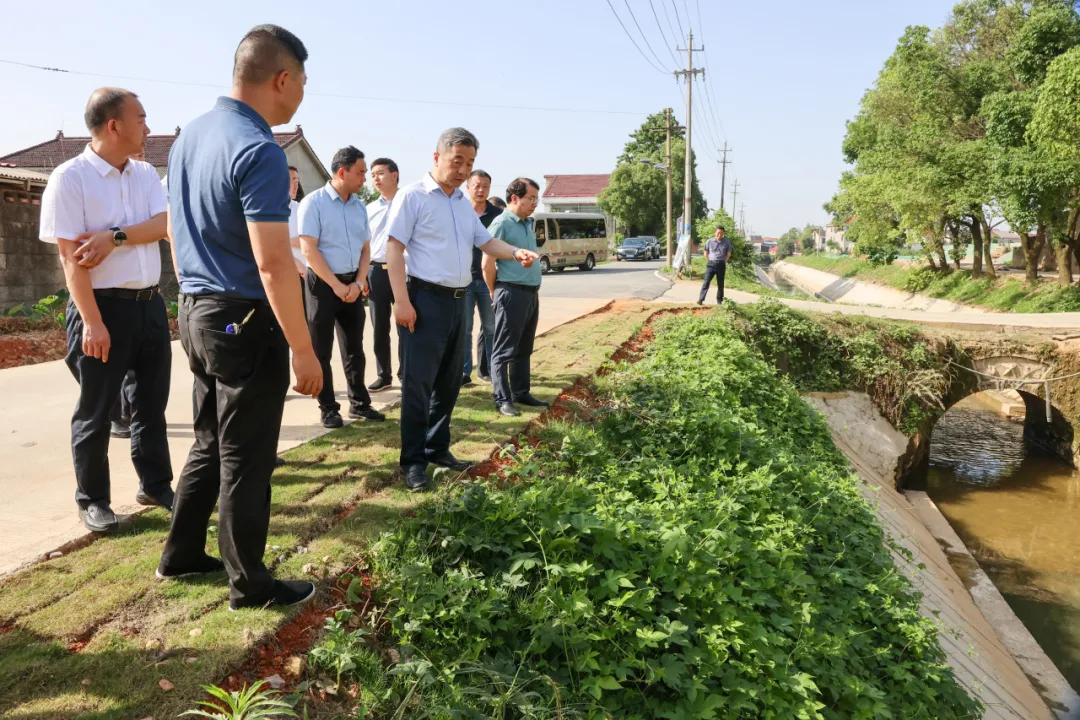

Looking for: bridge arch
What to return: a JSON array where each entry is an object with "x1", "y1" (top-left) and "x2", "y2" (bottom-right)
[{"x1": 901, "y1": 354, "x2": 1076, "y2": 490}]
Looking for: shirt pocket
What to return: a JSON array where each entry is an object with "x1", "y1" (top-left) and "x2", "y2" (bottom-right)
[{"x1": 196, "y1": 327, "x2": 262, "y2": 384}]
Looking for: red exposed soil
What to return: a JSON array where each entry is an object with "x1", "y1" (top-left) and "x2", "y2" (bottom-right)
[{"x1": 0, "y1": 318, "x2": 179, "y2": 370}]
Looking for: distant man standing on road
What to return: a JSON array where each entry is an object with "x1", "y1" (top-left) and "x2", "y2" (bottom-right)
[
  {"x1": 40, "y1": 88, "x2": 175, "y2": 534},
  {"x1": 698, "y1": 226, "x2": 731, "y2": 305},
  {"x1": 365, "y1": 157, "x2": 402, "y2": 391},
  {"x1": 484, "y1": 178, "x2": 548, "y2": 417},
  {"x1": 385, "y1": 127, "x2": 539, "y2": 492},
  {"x1": 299, "y1": 146, "x2": 385, "y2": 429},
  {"x1": 160, "y1": 24, "x2": 323, "y2": 611},
  {"x1": 462, "y1": 170, "x2": 500, "y2": 386}
]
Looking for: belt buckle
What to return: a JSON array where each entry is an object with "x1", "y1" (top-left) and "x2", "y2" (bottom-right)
[
  {"x1": 453, "y1": 288, "x2": 466, "y2": 299},
  {"x1": 136, "y1": 288, "x2": 154, "y2": 301}
]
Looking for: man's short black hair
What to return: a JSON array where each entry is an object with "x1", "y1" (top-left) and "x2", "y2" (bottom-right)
[
  {"x1": 468, "y1": 170, "x2": 492, "y2": 183},
  {"x1": 84, "y1": 88, "x2": 137, "y2": 133},
  {"x1": 288, "y1": 165, "x2": 299, "y2": 172},
  {"x1": 489, "y1": 196, "x2": 507, "y2": 209},
  {"x1": 331, "y1": 146, "x2": 365, "y2": 175},
  {"x1": 505, "y1": 177, "x2": 540, "y2": 203},
  {"x1": 233, "y1": 24, "x2": 308, "y2": 85},
  {"x1": 717, "y1": 225, "x2": 726, "y2": 232},
  {"x1": 371, "y1": 158, "x2": 398, "y2": 174}
]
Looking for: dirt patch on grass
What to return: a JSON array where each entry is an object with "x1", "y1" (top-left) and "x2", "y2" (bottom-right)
[{"x1": 0, "y1": 318, "x2": 179, "y2": 370}]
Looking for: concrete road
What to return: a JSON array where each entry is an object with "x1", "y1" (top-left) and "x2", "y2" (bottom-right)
[
  {"x1": 0, "y1": 293, "x2": 620, "y2": 576},
  {"x1": 539, "y1": 258, "x2": 671, "y2": 300}
]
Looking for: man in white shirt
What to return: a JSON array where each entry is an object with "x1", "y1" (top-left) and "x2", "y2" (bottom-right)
[
  {"x1": 385, "y1": 127, "x2": 538, "y2": 492},
  {"x1": 39, "y1": 87, "x2": 175, "y2": 533},
  {"x1": 365, "y1": 157, "x2": 401, "y2": 391}
]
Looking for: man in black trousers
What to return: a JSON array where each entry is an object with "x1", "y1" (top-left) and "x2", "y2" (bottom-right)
[
  {"x1": 39, "y1": 88, "x2": 174, "y2": 533},
  {"x1": 698, "y1": 226, "x2": 732, "y2": 305},
  {"x1": 385, "y1": 127, "x2": 539, "y2": 492},
  {"x1": 483, "y1": 178, "x2": 548, "y2": 417},
  {"x1": 299, "y1": 146, "x2": 385, "y2": 428},
  {"x1": 159, "y1": 24, "x2": 323, "y2": 610},
  {"x1": 365, "y1": 157, "x2": 402, "y2": 391}
]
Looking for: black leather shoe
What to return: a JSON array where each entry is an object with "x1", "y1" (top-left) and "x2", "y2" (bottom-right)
[
  {"x1": 229, "y1": 580, "x2": 316, "y2": 611},
  {"x1": 368, "y1": 377, "x2": 393, "y2": 391},
  {"x1": 513, "y1": 394, "x2": 550, "y2": 408},
  {"x1": 322, "y1": 410, "x2": 344, "y2": 429},
  {"x1": 497, "y1": 403, "x2": 521, "y2": 417},
  {"x1": 156, "y1": 554, "x2": 225, "y2": 580},
  {"x1": 428, "y1": 453, "x2": 473, "y2": 472},
  {"x1": 274, "y1": 456, "x2": 286, "y2": 468},
  {"x1": 110, "y1": 421, "x2": 131, "y2": 439},
  {"x1": 79, "y1": 504, "x2": 119, "y2": 533},
  {"x1": 404, "y1": 466, "x2": 429, "y2": 492},
  {"x1": 460, "y1": 375, "x2": 473, "y2": 387},
  {"x1": 136, "y1": 487, "x2": 175, "y2": 512},
  {"x1": 349, "y1": 406, "x2": 386, "y2": 422}
]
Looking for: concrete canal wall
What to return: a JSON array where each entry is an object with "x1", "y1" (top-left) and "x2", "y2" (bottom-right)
[{"x1": 806, "y1": 390, "x2": 1079, "y2": 719}]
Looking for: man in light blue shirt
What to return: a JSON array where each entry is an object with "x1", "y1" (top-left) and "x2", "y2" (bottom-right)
[
  {"x1": 365, "y1": 158, "x2": 402, "y2": 391},
  {"x1": 384, "y1": 127, "x2": 539, "y2": 492},
  {"x1": 299, "y1": 145, "x2": 384, "y2": 428},
  {"x1": 483, "y1": 178, "x2": 547, "y2": 417}
]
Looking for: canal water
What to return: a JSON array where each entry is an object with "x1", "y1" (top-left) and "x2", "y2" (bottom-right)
[{"x1": 926, "y1": 394, "x2": 1080, "y2": 690}]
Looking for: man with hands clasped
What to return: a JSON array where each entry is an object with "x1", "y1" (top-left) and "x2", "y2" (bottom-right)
[{"x1": 299, "y1": 145, "x2": 386, "y2": 428}]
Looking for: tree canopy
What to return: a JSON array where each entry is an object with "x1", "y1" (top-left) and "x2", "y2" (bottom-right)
[
  {"x1": 599, "y1": 110, "x2": 708, "y2": 240},
  {"x1": 828, "y1": 0, "x2": 1080, "y2": 285}
]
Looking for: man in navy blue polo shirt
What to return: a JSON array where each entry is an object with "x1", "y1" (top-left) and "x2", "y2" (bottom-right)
[{"x1": 158, "y1": 24, "x2": 323, "y2": 611}]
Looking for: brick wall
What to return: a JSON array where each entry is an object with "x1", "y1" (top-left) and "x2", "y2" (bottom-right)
[
  {"x1": 0, "y1": 189, "x2": 65, "y2": 308},
  {"x1": 0, "y1": 188, "x2": 180, "y2": 307}
]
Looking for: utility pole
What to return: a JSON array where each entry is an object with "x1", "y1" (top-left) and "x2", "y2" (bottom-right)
[
  {"x1": 740, "y1": 204, "x2": 746, "y2": 236},
  {"x1": 675, "y1": 31, "x2": 704, "y2": 249},
  {"x1": 646, "y1": 108, "x2": 685, "y2": 267},
  {"x1": 730, "y1": 178, "x2": 740, "y2": 222},
  {"x1": 718, "y1": 142, "x2": 731, "y2": 211}
]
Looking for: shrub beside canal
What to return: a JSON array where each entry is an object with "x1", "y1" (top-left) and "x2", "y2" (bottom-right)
[{"x1": 368, "y1": 308, "x2": 981, "y2": 718}]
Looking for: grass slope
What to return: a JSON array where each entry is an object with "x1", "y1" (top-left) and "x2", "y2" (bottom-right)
[{"x1": 786, "y1": 255, "x2": 1080, "y2": 313}]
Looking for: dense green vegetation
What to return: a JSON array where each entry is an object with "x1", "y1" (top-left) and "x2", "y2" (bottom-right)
[
  {"x1": 360, "y1": 307, "x2": 977, "y2": 718},
  {"x1": 786, "y1": 254, "x2": 1080, "y2": 313},
  {"x1": 828, "y1": 0, "x2": 1080, "y2": 285}
]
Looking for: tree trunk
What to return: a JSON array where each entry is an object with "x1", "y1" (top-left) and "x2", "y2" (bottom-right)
[
  {"x1": 1025, "y1": 225, "x2": 1046, "y2": 287},
  {"x1": 971, "y1": 218, "x2": 984, "y2": 278},
  {"x1": 1054, "y1": 241, "x2": 1073, "y2": 287},
  {"x1": 950, "y1": 220, "x2": 964, "y2": 272},
  {"x1": 981, "y1": 218, "x2": 997, "y2": 279},
  {"x1": 937, "y1": 245, "x2": 950, "y2": 272}
]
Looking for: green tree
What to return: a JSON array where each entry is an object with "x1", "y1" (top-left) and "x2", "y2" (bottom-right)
[
  {"x1": 776, "y1": 228, "x2": 799, "y2": 260},
  {"x1": 798, "y1": 225, "x2": 823, "y2": 254},
  {"x1": 356, "y1": 185, "x2": 379, "y2": 205},
  {"x1": 599, "y1": 110, "x2": 708, "y2": 239}
]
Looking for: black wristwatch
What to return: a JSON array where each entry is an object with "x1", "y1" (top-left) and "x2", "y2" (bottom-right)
[{"x1": 110, "y1": 226, "x2": 127, "y2": 247}]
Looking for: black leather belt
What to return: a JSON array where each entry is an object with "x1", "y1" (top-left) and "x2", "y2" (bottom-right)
[
  {"x1": 408, "y1": 276, "x2": 467, "y2": 299},
  {"x1": 371, "y1": 261, "x2": 386, "y2": 270},
  {"x1": 495, "y1": 281, "x2": 539, "y2": 292},
  {"x1": 334, "y1": 271, "x2": 358, "y2": 283},
  {"x1": 186, "y1": 293, "x2": 269, "y2": 306},
  {"x1": 94, "y1": 285, "x2": 160, "y2": 301}
]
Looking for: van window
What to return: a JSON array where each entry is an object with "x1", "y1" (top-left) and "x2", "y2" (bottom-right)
[
  {"x1": 535, "y1": 220, "x2": 548, "y2": 245},
  {"x1": 554, "y1": 218, "x2": 606, "y2": 239}
]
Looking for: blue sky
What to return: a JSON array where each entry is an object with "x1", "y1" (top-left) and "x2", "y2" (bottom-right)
[{"x1": 1, "y1": 0, "x2": 957, "y2": 236}]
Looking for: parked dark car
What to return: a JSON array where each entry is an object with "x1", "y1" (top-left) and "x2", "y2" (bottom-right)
[{"x1": 616, "y1": 237, "x2": 659, "y2": 261}]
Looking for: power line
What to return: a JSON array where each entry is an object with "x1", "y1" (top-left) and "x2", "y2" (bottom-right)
[
  {"x1": 623, "y1": 0, "x2": 672, "y2": 71},
  {"x1": 648, "y1": 0, "x2": 681, "y2": 66},
  {"x1": 692, "y1": 75, "x2": 724, "y2": 150},
  {"x1": 604, "y1": 0, "x2": 668, "y2": 74},
  {"x1": 670, "y1": 0, "x2": 686, "y2": 37},
  {"x1": 659, "y1": 0, "x2": 682, "y2": 47},
  {"x1": 682, "y1": 0, "x2": 694, "y2": 31},
  {"x1": 0, "y1": 58, "x2": 650, "y2": 117},
  {"x1": 696, "y1": 0, "x2": 704, "y2": 39}
]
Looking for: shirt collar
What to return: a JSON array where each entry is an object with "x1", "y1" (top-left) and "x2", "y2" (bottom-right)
[
  {"x1": 81, "y1": 144, "x2": 128, "y2": 178},
  {"x1": 500, "y1": 208, "x2": 530, "y2": 225},
  {"x1": 324, "y1": 181, "x2": 357, "y2": 205},
  {"x1": 214, "y1": 96, "x2": 273, "y2": 136},
  {"x1": 422, "y1": 172, "x2": 463, "y2": 200}
]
